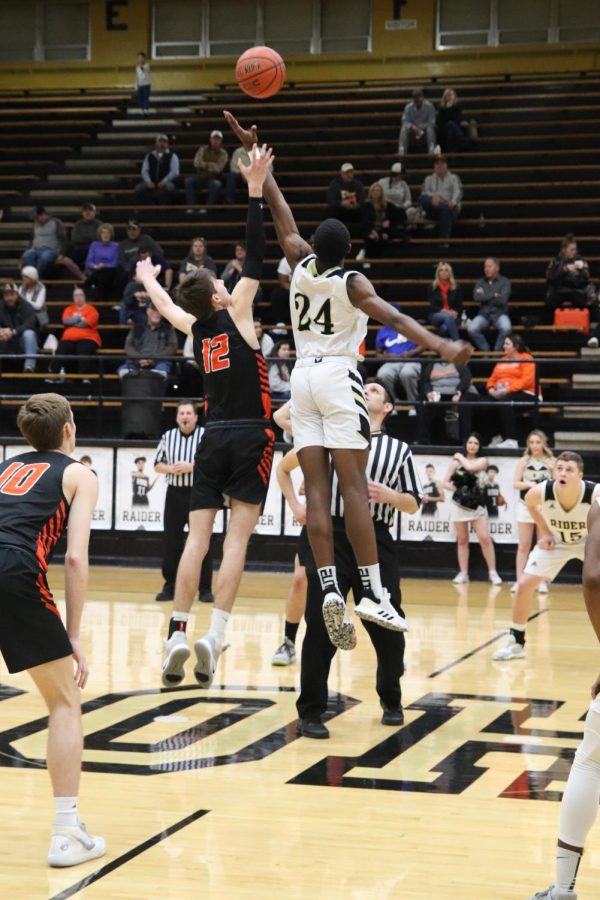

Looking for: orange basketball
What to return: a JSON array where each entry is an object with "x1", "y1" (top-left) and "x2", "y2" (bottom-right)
[{"x1": 235, "y1": 46, "x2": 285, "y2": 99}]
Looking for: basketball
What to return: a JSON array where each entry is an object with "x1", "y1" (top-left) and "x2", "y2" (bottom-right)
[{"x1": 235, "y1": 46, "x2": 285, "y2": 99}]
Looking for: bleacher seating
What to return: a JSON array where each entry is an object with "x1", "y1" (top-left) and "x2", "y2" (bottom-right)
[{"x1": 0, "y1": 77, "x2": 598, "y2": 442}]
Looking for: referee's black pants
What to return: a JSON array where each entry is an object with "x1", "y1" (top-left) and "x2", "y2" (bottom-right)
[
  {"x1": 162, "y1": 485, "x2": 213, "y2": 593},
  {"x1": 297, "y1": 520, "x2": 405, "y2": 721}
]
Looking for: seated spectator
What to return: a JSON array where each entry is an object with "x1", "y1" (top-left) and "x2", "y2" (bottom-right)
[
  {"x1": 85, "y1": 223, "x2": 121, "y2": 300},
  {"x1": 418, "y1": 155, "x2": 462, "y2": 243},
  {"x1": 269, "y1": 256, "x2": 292, "y2": 325},
  {"x1": 224, "y1": 145, "x2": 250, "y2": 204},
  {"x1": 49, "y1": 287, "x2": 100, "y2": 381},
  {"x1": 220, "y1": 242, "x2": 246, "y2": 292},
  {"x1": 19, "y1": 266, "x2": 48, "y2": 330},
  {"x1": 119, "y1": 278, "x2": 152, "y2": 326},
  {"x1": 428, "y1": 261, "x2": 463, "y2": 340},
  {"x1": 486, "y1": 334, "x2": 539, "y2": 448},
  {"x1": 0, "y1": 282, "x2": 38, "y2": 372},
  {"x1": 128, "y1": 247, "x2": 173, "y2": 292},
  {"x1": 118, "y1": 220, "x2": 163, "y2": 273},
  {"x1": 358, "y1": 182, "x2": 406, "y2": 261},
  {"x1": 437, "y1": 89, "x2": 469, "y2": 153},
  {"x1": 21, "y1": 206, "x2": 85, "y2": 280},
  {"x1": 467, "y1": 257, "x2": 512, "y2": 351},
  {"x1": 417, "y1": 359, "x2": 475, "y2": 445},
  {"x1": 185, "y1": 130, "x2": 228, "y2": 212},
  {"x1": 135, "y1": 134, "x2": 180, "y2": 204},
  {"x1": 376, "y1": 162, "x2": 420, "y2": 228},
  {"x1": 398, "y1": 88, "x2": 437, "y2": 156},
  {"x1": 545, "y1": 233, "x2": 596, "y2": 318},
  {"x1": 268, "y1": 340, "x2": 292, "y2": 400},
  {"x1": 254, "y1": 317, "x2": 275, "y2": 358},
  {"x1": 118, "y1": 305, "x2": 177, "y2": 379},
  {"x1": 67, "y1": 202, "x2": 104, "y2": 269},
  {"x1": 177, "y1": 237, "x2": 217, "y2": 285},
  {"x1": 326, "y1": 162, "x2": 365, "y2": 225},
  {"x1": 375, "y1": 324, "x2": 424, "y2": 411}
]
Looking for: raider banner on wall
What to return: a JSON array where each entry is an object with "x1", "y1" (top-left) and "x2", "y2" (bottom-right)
[{"x1": 115, "y1": 447, "x2": 167, "y2": 531}]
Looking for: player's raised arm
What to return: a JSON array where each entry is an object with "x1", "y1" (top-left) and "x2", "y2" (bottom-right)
[
  {"x1": 346, "y1": 272, "x2": 472, "y2": 366},
  {"x1": 135, "y1": 258, "x2": 196, "y2": 336},
  {"x1": 223, "y1": 110, "x2": 312, "y2": 269}
]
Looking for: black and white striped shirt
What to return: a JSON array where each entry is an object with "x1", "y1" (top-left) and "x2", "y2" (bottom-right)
[
  {"x1": 330, "y1": 434, "x2": 422, "y2": 527},
  {"x1": 154, "y1": 426, "x2": 203, "y2": 488}
]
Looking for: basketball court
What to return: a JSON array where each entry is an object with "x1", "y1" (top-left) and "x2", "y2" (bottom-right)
[{"x1": 0, "y1": 567, "x2": 595, "y2": 899}]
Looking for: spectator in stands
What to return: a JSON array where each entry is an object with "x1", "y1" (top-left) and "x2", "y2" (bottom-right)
[
  {"x1": 419, "y1": 155, "x2": 462, "y2": 244},
  {"x1": 545, "y1": 233, "x2": 596, "y2": 316},
  {"x1": 118, "y1": 220, "x2": 163, "y2": 273},
  {"x1": 268, "y1": 340, "x2": 293, "y2": 400},
  {"x1": 254, "y1": 317, "x2": 274, "y2": 359},
  {"x1": 0, "y1": 282, "x2": 38, "y2": 372},
  {"x1": 398, "y1": 88, "x2": 437, "y2": 156},
  {"x1": 428, "y1": 261, "x2": 463, "y2": 341},
  {"x1": 418, "y1": 359, "x2": 475, "y2": 445},
  {"x1": 128, "y1": 247, "x2": 173, "y2": 293},
  {"x1": 357, "y1": 182, "x2": 405, "y2": 261},
  {"x1": 221, "y1": 242, "x2": 246, "y2": 292},
  {"x1": 22, "y1": 206, "x2": 85, "y2": 280},
  {"x1": 270, "y1": 256, "x2": 292, "y2": 325},
  {"x1": 376, "y1": 162, "x2": 420, "y2": 228},
  {"x1": 486, "y1": 334, "x2": 538, "y2": 448},
  {"x1": 326, "y1": 162, "x2": 365, "y2": 225},
  {"x1": 135, "y1": 51, "x2": 151, "y2": 113},
  {"x1": 118, "y1": 305, "x2": 177, "y2": 379},
  {"x1": 68, "y1": 202, "x2": 104, "y2": 269},
  {"x1": 49, "y1": 287, "x2": 100, "y2": 381},
  {"x1": 467, "y1": 257, "x2": 512, "y2": 351},
  {"x1": 135, "y1": 134, "x2": 180, "y2": 204},
  {"x1": 19, "y1": 265, "x2": 48, "y2": 330},
  {"x1": 119, "y1": 277, "x2": 151, "y2": 326},
  {"x1": 185, "y1": 130, "x2": 228, "y2": 212},
  {"x1": 177, "y1": 237, "x2": 217, "y2": 285},
  {"x1": 375, "y1": 323, "x2": 424, "y2": 412},
  {"x1": 85, "y1": 223, "x2": 121, "y2": 301},
  {"x1": 224, "y1": 145, "x2": 250, "y2": 204},
  {"x1": 437, "y1": 89, "x2": 469, "y2": 153}
]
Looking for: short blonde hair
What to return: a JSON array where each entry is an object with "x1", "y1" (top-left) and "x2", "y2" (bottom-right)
[{"x1": 17, "y1": 393, "x2": 73, "y2": 451}]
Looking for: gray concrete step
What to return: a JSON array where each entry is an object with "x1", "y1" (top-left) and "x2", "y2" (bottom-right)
[{"x1": 555, "y1": 430, "x2": 600, "y2": 448}]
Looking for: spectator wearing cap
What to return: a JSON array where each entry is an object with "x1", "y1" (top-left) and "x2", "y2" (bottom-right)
[
  {"x1": 0, "y1": 282, "x2": 38, "y2": 372},
  {"x1": 118, "y1": 220, "x2": 163, "y2": 272},
  {"x1": 18, "y1": 266, "x2": 48, "y2": 330},
  {"x1": 326, "y1": 163, "x2": 365, "y2": 226},
  {"x1": 85, "y1": 223, "x2": 121, "y2": 300},
  {"x1": 418, "y1": 155, "x2": 463, "y2": 243},
  {"x1": 22, "y1": 207, "x2": 85, "y2": 280},
  {"x1": 67, "y1": 202, "x2": 104, "y2": 269},
  {"x1": 48, "y1": 286, "x2": 101, "y2": 381},
  {"x1": 376, "y1": 162, "x2": 420, "y2": 227},
  {"x1": 177, "y1": 237, "x2": 218, "y2": 285},
  {"x1": 118, "y1": 305, "x2": 177, "y2": 380},
  {"x1": 398, "y1": 88, "x2": 437, "y2": 156},
  {"x1": 185, "y1": 130, "x2": 229, "y2": 212},
  {"x1": 135, "y1": 134, "x2": 180, "y2": 204}
]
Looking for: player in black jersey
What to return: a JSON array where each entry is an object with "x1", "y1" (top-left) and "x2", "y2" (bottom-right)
[
  {"x1": 136, "y1": 144, "x2": 275, "y2": 690},
  {"x1": 0, "y1": 394, "x2": 104, "y2": 867}
]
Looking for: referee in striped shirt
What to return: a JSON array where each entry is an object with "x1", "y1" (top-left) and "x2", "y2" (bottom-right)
[
  {"x1": 296, "y1": 378, "x2": 422, "y2": 739},
  {"x1": 154, "y1": 400, "x2": 213, "y2": 602}
]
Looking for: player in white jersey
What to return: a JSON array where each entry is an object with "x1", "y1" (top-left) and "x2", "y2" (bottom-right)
[
  {"x1": 224, "y1": 110, "x2": 471, "y2": 647},
  {"x1": 528, "y1": 497, "x2": 600, "y2": 900},
  {"x1": 493, "y1": 451, "x2": 600, "y2": 660}
]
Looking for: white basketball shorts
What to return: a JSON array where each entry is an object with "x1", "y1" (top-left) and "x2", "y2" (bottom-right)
[
  {"x1": 524, "y1": 540, "x2": 586, "y2": 580},
  {"x1": 290, "y1": 356, "x2": 370, "y2": 452}
]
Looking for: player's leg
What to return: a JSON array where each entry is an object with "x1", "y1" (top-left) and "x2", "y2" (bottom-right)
[
  {"x1": 472, "y1": 515, "x2": 502, "y2": 584},
  {"x1": 28, "y1": 657, "x2": 105, "y2": 867},
  {"x1": 297, "y1": 444, "x2": 335, "y2": 570},
  {"x1": 493, "y1": 571, "x2": 544, "y2": 660},
  {"x1": 453, "y1": 520, "x2": 470, "y2": 581},
  {"x1": 272, "y1": 553, "x2": 307, "y2": 666},
  {"x1": 162, "y1": 507, "x2": 217, "y2": 686},
  {"x1": 193, "y1": 498, "x2": 261, "y2": 689}
]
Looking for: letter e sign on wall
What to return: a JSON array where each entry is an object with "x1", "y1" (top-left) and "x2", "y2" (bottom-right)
[{"x1": 106, "y1": 0, "x2": 128, "y2": 31}]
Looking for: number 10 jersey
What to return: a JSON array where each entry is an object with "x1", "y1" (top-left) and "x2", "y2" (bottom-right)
[{"x1": 290, "y1": 255, "x2": 368, "y2": 360}]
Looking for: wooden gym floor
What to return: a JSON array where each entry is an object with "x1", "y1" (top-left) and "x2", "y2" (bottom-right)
[{"x1": 0, "y1": 566, "x2": 597, "y2": 899}]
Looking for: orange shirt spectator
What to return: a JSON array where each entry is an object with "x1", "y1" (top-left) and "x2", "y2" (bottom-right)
[
  {"x1": 486, "y1": 336, "x2": 537, "y2": 396},
  {"x1": 61, "y1": 290, "x2": 102, "y2": 346}
]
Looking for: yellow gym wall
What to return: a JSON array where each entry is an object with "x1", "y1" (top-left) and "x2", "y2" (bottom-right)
[{"x1": 0, "y1": 0, "x2": 598, "y2": 92}]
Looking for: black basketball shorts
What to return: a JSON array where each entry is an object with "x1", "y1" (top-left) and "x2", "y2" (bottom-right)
[
  {"x1": 190, "y1": 421, "x2": 275, "y2": 510},
  {"x1": 0, "y1": 548, "x2": 72, "y2": 673}
]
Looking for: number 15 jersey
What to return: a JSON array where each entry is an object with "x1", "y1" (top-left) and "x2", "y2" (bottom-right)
[
  {"x1": 540, "y1": 478, "x2": 597, "y2": 545},
  {"x1": 290, "y1": 254, "x2": 368, "y2": 360}
]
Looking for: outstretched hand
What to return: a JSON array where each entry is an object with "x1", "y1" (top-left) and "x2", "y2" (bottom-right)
[
  {"x1": 237, "y1": 143, "x2": 275, "y2": 193},
  {"x1": 136, "y1": 256, "x2": 161, "y2": 284},
  {"x1": 223, "y1": 110, "x2": 258, "y2": 150},
  {"x1": 439, "y1": 339, "x2": 472, "y2": 366}
]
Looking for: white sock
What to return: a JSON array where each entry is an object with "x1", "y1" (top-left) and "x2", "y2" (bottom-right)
[
  {"x1": 555, "y1": 847, "x2": 582, "y2": 893},
  {"x1": 54, "y1": 796, "x2": 79, "y2": 827},
  {"x1": 208, "y1": 608, "x2": 230, "y2": 650},
  {"x1": 358, "y1": 564, "x2": 384, "y2": 600},
  {"x1": 317, "y1": 566, "x2": 339, "y2": 594}
]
